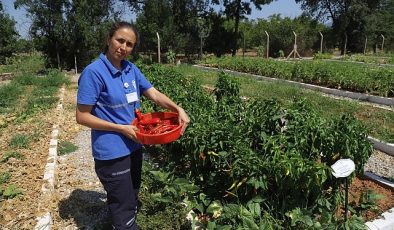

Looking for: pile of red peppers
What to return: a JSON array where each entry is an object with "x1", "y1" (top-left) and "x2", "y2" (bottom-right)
[{"x1": 135, "y1": 110, "x2": 179, "y2": 135}]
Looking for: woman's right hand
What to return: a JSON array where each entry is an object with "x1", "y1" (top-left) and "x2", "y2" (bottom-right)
[
  {"x1": 76, "y1": 104, "x2": 142, "y2": 143},
  {"x1": 119, "y1": 124, "x2": 141, "y2": 143}
]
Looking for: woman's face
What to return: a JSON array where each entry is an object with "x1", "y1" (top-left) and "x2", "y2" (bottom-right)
[{"x1": 106, "y1": 27, "x2": 136, "y2": 65}]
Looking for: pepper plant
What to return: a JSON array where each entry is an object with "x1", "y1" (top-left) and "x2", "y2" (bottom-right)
[{"x1": 138, "y1": 64, "x2": 373, "y2": 229}]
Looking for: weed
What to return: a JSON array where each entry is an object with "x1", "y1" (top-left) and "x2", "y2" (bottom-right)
[
  {"x1": 36, "y1": 69, "x2": 69, "y2": 87},
  {"x1": 25, "y1": 96, "x2": 58, "y2": 115},
  {"x1": 13, "y1": 73, "x2": 37, "y2": 86},
  {"x1": 58, "y1": 141, "x2": 78, "y2": 156},
  {"x1": 0, "y1": 151, "x2": 25, "y2": 162},
  {"x1": 3, "y1": 54, "x2": 45, "y2": 74},
  {"x1": 2, "y1": 184, "x2": 22, "y2": 199},
  {"x1": 0, "y1": 82, "x2": 23, "y2": 112},
  {"x1": 32, "y1": 86, "x2": 58, "y2": 97},
  {"x1": 354, "y1": 189, "x2": 385, "y2": 215},
  {"x1": 9, "y1": 134, "x2": 30, "y2": 149},
  {"x1": 0, "y1": 172, "x2": 11, "y2": 184},
  {"x1": 166, "y1": 49, "x2": 176, "y2": 64}
]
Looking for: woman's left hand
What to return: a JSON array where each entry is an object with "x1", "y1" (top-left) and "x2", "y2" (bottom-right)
[
  {"x1": 142, "y1": 87, "x2": 190, "y2": 134},
  {"x1": 177, "y1": 108, "x2": 190, "y2": 134}
]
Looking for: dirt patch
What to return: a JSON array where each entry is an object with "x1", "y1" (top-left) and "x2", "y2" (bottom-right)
[
  {"x1": 349, "y1": 176, "x2": 394, "y2": 221},
  {"x1": 0, "y1": 73, "x2": 14, "y2": 81}
]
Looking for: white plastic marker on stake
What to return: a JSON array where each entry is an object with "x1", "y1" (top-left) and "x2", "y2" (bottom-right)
[
  {"x1": 331, "y1": 159, "x2": 355, "y2": 178},
  {"x1": 331, "y1": 159, "x2": 356, "y2": 224}
]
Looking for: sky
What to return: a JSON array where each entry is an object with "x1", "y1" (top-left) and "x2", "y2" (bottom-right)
[{"x1": 2, "y1": 0, "x2": 303, "y2": 39}]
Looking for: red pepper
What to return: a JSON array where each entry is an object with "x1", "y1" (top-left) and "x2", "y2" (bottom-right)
[
  {"x1": 135, "y1": 109, "x2": 143, "y2": 121},
  {"x1": 139, "y1": 117, "x2": 161, "y2": 125},
  {"x1": 147, "y1": 124, "x2": 177, "y2": 134}
]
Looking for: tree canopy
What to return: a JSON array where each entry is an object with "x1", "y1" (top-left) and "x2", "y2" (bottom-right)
[
  {"x1": 1, "y1": 0, "x2": 393, "y2": 68},
  {"x1": 212, "y1": 0, "x2": 275, "y2": 56},
  {"x1": 0, "y1": 2, "x2": 18, "y2": 63},
  {"x1": 295, "y1": 0, "x2": 385, "y2": 53},
  {"x1": 13, "y1": 0, "x2": 119, "y2": 69}
]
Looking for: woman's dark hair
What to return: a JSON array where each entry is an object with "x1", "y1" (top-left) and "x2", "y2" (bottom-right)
[{"x1": 103, "y1": 21, "x2": 139, "y2": 54}]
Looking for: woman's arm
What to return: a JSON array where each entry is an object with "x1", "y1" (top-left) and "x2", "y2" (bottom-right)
[
  {"x1": 143, "y1": 87, "x2": 190, "y2": 133},
  {"x1": 76, "y1": 104, "x2": 140, "y2": 143}
]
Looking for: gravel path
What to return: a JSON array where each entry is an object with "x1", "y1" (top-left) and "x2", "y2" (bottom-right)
[
  {"x1": 52, "y1": 74, "x2": 110, "y2": 229},
  {"x1": 365, "y1": 150, "x2": 394, "y2": 180},
  {"x1": 53, "y1": 129, "x2": 109, "y2": 229}
]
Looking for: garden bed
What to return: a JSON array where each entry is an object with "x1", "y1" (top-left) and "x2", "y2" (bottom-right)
[{"x1": 1, "y1": 66, "x2": 394, "y2": 229}]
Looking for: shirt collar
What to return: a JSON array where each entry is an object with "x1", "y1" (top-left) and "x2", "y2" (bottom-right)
[{"x1": 99, "y1": 53, "x2": 132, "y2": 76}]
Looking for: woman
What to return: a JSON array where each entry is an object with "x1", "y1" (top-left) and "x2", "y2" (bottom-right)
[{"x1": 76, "y1": 21, "x2": 189, "y2": 230}]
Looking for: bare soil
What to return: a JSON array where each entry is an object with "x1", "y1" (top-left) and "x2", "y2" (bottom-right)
[
  {"x1": 0, "y1": 97, "x2": 59, "y2": 228},
  {"x1": 349, "y1": 176, "x2": 394, "y2": 221}
]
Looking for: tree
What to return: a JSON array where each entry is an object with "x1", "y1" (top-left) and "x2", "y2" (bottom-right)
[
  {"x1": 63, "y1": 0, "x2": 116, "y2": 69},
  {"x1": 248, "y1": 14, "x2": 326, "y2": 57},
  {"x1": 364, "y1": 0, "x2": 394, "y2": 52},
  {"x1": 0, "y1": 2, "x2": 19, "y2": 63},
  {"x1": 15, "y1": 0, "x2": 67, "y2": 68},
  {"x1": 134, "y1": 0, "x2": 176, "y2": 58},
  {"x1": 15, "y1": 0, "x2": 117, "y2": 69},
  {"x1": 295, "y1": 0, "x2": 382, "y2": 54},
  {"x1": 204, "y1": 12, "x2": 233, "y2": 57},
  {"x1": 212, "y1": 0, "x2": 275, "y2": 56},
  {"x1": 127, "y1": 0, "x2": 210, "y2": 60}
]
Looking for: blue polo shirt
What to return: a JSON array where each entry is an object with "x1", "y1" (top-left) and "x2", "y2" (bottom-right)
[{"x1": 77, "y1": 53, "x2": 153, "y2": 160}]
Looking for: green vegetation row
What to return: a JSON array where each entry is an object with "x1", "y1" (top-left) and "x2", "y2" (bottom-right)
[
  {"x1": 179, "y1": 65, "x2": 394, "y2": 143},
  {"x1": 0, "y1": 69, "x2": 69, "y2": 120},
  {"x1": 0, "y1": 54, "x2": 46, "y2": 74},
  {"x1": 337, "y1": 54, "x2": 394, "y2": 65},
  {"x1": 200, "y1": 56, "x2": 394, "y2": 97},
  {"x1": 313, "y1": 52, "x2": 394, "y2": 65},
  {"x1": 136, "y1": 64, "x2": 374, "y2": 229}
]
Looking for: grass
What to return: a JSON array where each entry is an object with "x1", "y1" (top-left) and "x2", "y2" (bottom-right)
[
  {"x1": 9, "y1": 134, "x2": 31, "y2": 149},
  {"x1": 0, "y1": 151, "x2": 25, "y2": 163},
  {"x1": 0, "y1": 54, "x2": 45, "y2": 74},
  {"x1": 1, "y1": 184, "x2": 23, "y2": 199},
  {"x1": 177, "y1": 64, "x2": 394, "y2": 143},
  {"x1": 0, "y1": 171, "x2": 11, "y2": 185},
  {"x1": 0, "y1": 68, "x2": 69, "y2": 123},
  {"x1": 58, "y1": 141, "x2": 78, "y2": 156},
  {"x1": 0, "y1": 82, "x2": 23, "y2": 113}
]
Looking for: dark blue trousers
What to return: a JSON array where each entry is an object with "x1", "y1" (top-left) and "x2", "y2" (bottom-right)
[{"x1": 94, "y1": 149, "x2": 143, "y2": 230}]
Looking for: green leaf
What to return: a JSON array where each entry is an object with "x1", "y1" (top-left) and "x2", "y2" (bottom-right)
[
  {"x1": 150, "y1": 192, "x2": 172, "y2": 203},
  {"x1": 150, "y1": 170, "x2": 170, "y2": 182},
  {"x1": 199, "y1": 193, "x2": 211, "y2": 206},
  {"x1": 242, "y1": 216, "x2": 259, "y2": 230},
  {"x1": 247, "y1": 202, "x2": 261, "y2": 218},
  {"x1": 207, "y1": 221, "x2": 216, "y2": 230},
  {"x1": 206, "y1": 200, "x2": 223, "y2": 215}
]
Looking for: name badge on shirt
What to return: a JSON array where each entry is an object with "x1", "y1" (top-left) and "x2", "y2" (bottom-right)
[{"x1": 126, "y1": 92, "x2": 138, "y2": 103}]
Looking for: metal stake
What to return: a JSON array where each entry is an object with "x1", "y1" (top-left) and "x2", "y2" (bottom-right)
[
  {"x1": 265, "y1": 30, "x2": 269, "y2": 58},
  {"x1": 364, "y1": 36, "x2": 367, "y2": 55},
  {"x1": 344, "y1": 177, "x2": 349, "y2": 222},
  {"x1": 156, "y1": 32, "x2": 161, "y2": 64},
  {"x1": 319, "y1": 32, "x2": 323, "y2": 53}
]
